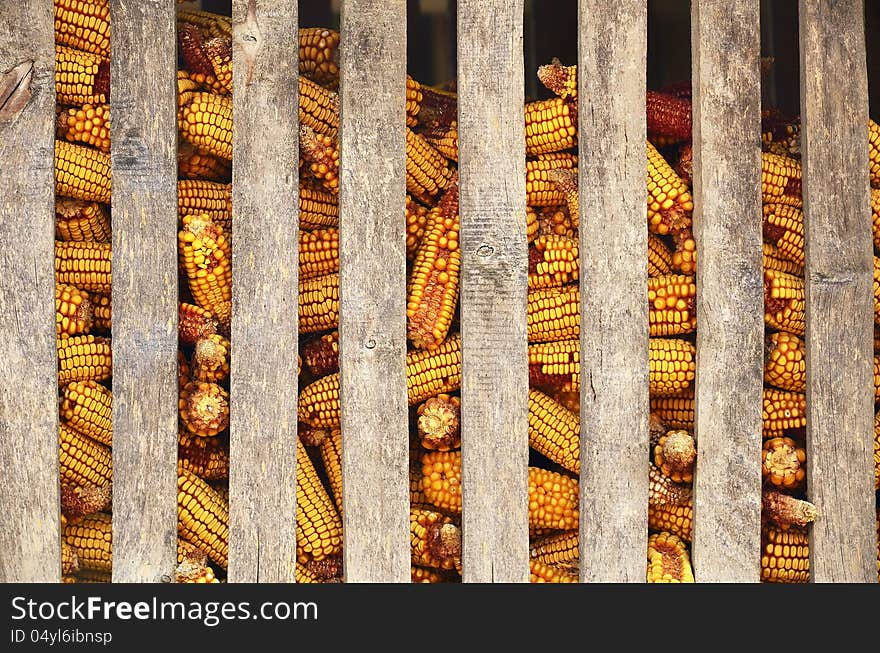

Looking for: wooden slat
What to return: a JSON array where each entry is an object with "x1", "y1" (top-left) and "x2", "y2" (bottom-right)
[
  {"x1": 0, "y1": 1, "x2": 60, "y2": 583},
  {"x1": 690, "y1": 0, "x2": 764, "y2": 582},
  {"x1": 578, "y1": 0, "x2": 649, "y2": 583},
  {"x1": 458, "y1": 0, "x2": 529, "y2": 583},
  {"x1": 110, "y1": 0, "x2": 179, "y2": 583},
  {"x1": 227, "y1": 1, "x2": 299, "y2": 584},
  {"x1": 799, "y1": 0, "x2": 876, "y2": 583},
  {"x1": 338, "y1": 0, "x2": 410, "y2": 582}
]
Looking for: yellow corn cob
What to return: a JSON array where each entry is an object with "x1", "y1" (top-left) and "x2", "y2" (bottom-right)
[
  {"x1": 59, "y1": 424, "x2": 112, "y2": 488},
  {"x1": 763, "y1": 242, "x2": 804, "y2": 278},
  {"x1": 299, "y1": 272, "x2": 339, "y2": 334},
  {"x1": 406, "y1": 74, "x2": 423, "y2": 127},
  {"x1": 670, "y1": 229, "x2": 697, "y2": 275},
  {"x1": 55, "y1": 45, "x2": 109, "y2": 105},
  {"x1": 417, "y1": 393, "x2": 461, "y2": 452},
  {"x1": 299, "y1": 333, "x2": 462, "y2": 428},
  {"x1": 178, "y1": 180, "x2": 231, "y2": 232},
  {"x1": 411, "y1": 566, "x2": 451, "y2": 583},
  {"x1": 296, "y1": 439, "x2": 343, "y2": 561},
  {"x1": 202, "y1": 36, "x2": 232, "y2": 95},
  {"x1": 177, "y1": 142, "x2": 231, "y2": 183},
  {"x1": 178, "y1": 430, "x2": 229, "y2": 481},
  {"x1": 191, "y1": 334, "x2": 230, "y2": 384},
  {"x1": 178, "y1": 214, "x2": 232, "y2": 329},
  {"x1": 60, "y1": 380, "x2": 112, "y2": 446},
  {"x1": 420, "y1": 451, "x2": 579, "y2": 530},
  {"x1": 178, "y1": 468, "x2": 229, "y2": 569},
  {"x1": 57, "y1": 334, "x2": 112, "y2": 384},
  {"x1": 762, "y1": 388, "x2": 807, "y2": 436},
  {"x1": 764, "y1": 269, "x2": 805, "y2": 337},
  {"x1": 650, "y1": 389, "x2": 694, "y2": 431},
  {"x1": 177, "y1": 8, "x2": 232, "y2": 40},
  {"x1": 295, "y1": 562, "x2": 322, "y2": 584},
  {"x1": 63, "y1": 512, "x2": 112, "y2": 572},
  {"x1": 300, "y1": 182, "x2": 339, "y2": 231},
  {"x1": 179, "y1": 381, "x2": 229, "y2": 437},
  {"x1": 647, "y1": 497, "x2": 693, "y2": 543},
  {"x1": 179, "y1": 302, "x2": 219, "y2": 346},
  {"x1": 55, "y1": 241, "x2": 111, "y2": 295},
  {"x1": 178, "y1": 92, "x2": 232, "y2": 161},
  {"x1": 875, "y1": 257, "x2": 880, "y2": 326},
  {"x1": 54, "y1": 0, "x2": 111, "y2": 57},
  {"x1": 55, "y1": 140, "x2": 112, "y2": 204},
  {"x1": 647, "y1": 139, "x2": 694, "y2": 235},
  {"x1": 528, "y1": 388, "x2": 579, "y2": 473},
  {"x1": 547, "y1": 168, "x2": 579, "y2": 230},
  {"x1": 56, "y1": 283, "x2": 93, "y2": 337},
  {"x1": 653, "y1": 430, "x2": 696, "y2": 484},
  {"x1": 535, "y1": 205, "x2": 576, "y2": 240},
  {"x1": 302, "y1": 330, "x2": 339, "y2": 378},
  {"x1": 762, "y1": 436, "x2": 806, "y2": 490},
  {"x1": 647, "y1": 531, "x2": 694, "y2": 583},
  {"x1": 411, "y1": 456, "x2": 429, "y2": 506},
  {"x1": 761, "y1": 152, "x2": 802, "y2": 207},
  {"x1": 761, "y1": 525, "x2": 809, "y2": 583},
  {"x1": 57, "y1": 103, "x2": 110, "y2": 152},
  {"x1": 871, "y1": 189, "x2": 880, "y2": 252},
  {"x1": 537, "y1": 57, "x2": 578, "y2": 100},
  {"x1": 410, "y1": 505, "x2": 462, "y2": 573},
  {"x1": 405, "y1": 194, "x2": 431, "y2": 260},
  {"x1": 300, "y1": 228, "x2": 340, "y2": 281},
  {"x1": 875, "y1": 411, "x2": 880, "y2": 490},
  {"x1": 763, "y1": 203, "x2": 804, "y2": 267},
  {"x1": 868, "y1": 118, "x2": 879, "y2": 188},
  {"x1": 299, "y1": 76, "x2": 339, "y2": 138},
  {"x1": 529, "y1": 529, "x2": 579, "y2": 568},
  {"x1": 764, "y1": 331, "x2": 806, "y2": 393},
  {"x1": 525, "y1": 97, "x2": 578, "y2": 156},
  {"x1": 525, "y1": 152, "x2": 577, "y2": 207},
  {"x1": 300, "y1": 124, "x2": 339, "y2": 193},
  {"x1": 648, "y1": 274, "x2": 697, "y2": 336},
  {"x1": 299, "y1": 27, "x2": 340, "y2": 89},
  {"x1": 407, "y1": 184, "x2": 460, "y2": 350},
  {"x1": 61, "y1": 539, "x2": 80, "y2": 576},
  {"x1": 527, "y1": 284, "x2": 580, "y2": 343},
  {"x1": 60, "y1": 482, "x2": 111, "y2": 523},
  {"x1": 175, "y1": 552, "x2": 221, "y2": 584},
  {"x1": 406, "y1": 128, "x2": 455, "y2": 204},
  {"x1": 319, "y1": 427, "x2": 344, "y2": 518},
  {"x1": 422, "y1": 119, "x2": 459, "y2": 162},
  {"x1": 528, "y1": 234, "x2": 579, "y2": 290},
  {"x1": 55, "y1": 198, "x2": 111, "y2": 243},
  {"x1": 762, "y1": 489, "x2": 818, "y2": 531},
  {"x1": 648, "y1": 234, "x2": 673, "y2": 277},
  {"x1": 529, "y1": 559, "x2": 578, "y2": 583}
]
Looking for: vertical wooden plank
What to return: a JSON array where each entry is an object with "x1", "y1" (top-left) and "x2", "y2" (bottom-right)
[
  {"x1": 799, "y1": 0, "x2": 876, "y2": 583},
  {"x1": 338, "y1": 0, "x2": 410, "y2": 582},
  {"x1": 228, "y1": 0, "x2": 299, "y2": 583},
  {"x1": 0, "y1": 1, "x2": 60, "y2": 583},
  {"x1": 578, "y1": 0, "x2": 649, "y2": 583},
  {"x1": 110, "y1": 0, "x2": 179, "y2": 582},
  {"x1": 458, "y1": 0, "x2": 530, "y2": 583},
  {"x1": 690, "y1": 0, "x2": 764, "y2": 582}
]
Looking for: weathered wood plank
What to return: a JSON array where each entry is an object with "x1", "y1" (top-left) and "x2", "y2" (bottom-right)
[
  {"x1": 799, "y1": 0, "x2": 876, "y2": 583},
  {"x1": 0, "y1": 1, "x2": 60, "y2": 583},
  {"x1": 458, "y1": 0, "x2": 529, "y2": 583},
  {"x1": 228, "y1": 1, "x2": 299, "y2": 584},
  {"x1": 110, "y1": 0, "x2": 179, "y2": 583},
  {"x1": 338, "y1": 0, "x2": 410, "y2": 582},
  {"x1": 690, "y1": 0, "x2": 764, "y2": 582},
  {"x1": 577, "y1": 0, "x2": 649, "y2": 583}
]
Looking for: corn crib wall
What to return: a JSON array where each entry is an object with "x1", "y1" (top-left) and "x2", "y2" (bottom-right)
[{"x1": 0, "y1": 0, "x2": 877, "y2": 583}]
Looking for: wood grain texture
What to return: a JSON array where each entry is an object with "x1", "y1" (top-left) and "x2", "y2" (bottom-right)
[
  {"x1": 110, "y1": 0, "x2": 179, "y2": 583},
  {"x1": 577, "y1": 0, "x2": 649, "y2": 583},
  {"x1": 799, "y1": 0, "x2": 876, "y2": 583},
  {"x1": 338, "y1": 0, "x2": 410, "y2": 583},
  {"x1": 0, "y1": 1, "x2": 60, "y2": 583},
  {"x1": 228, "y1": 0, "x2": 299, "y2": 584},
  {"x1": 458, "y1": 0, "x2": 530, "y2": 583},
  {"x1": 691, "y1": 0, "x2": 764, "y2": 582}
]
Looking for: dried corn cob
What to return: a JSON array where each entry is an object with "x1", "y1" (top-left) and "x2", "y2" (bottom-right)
[
  {"x1": 762, "y1": 436, "x2": 806, "y2": 490},
  {"x1": 528, "y1": 388, "x2": 579, "y2": 473},
  {"x1": 536, "y1": 58, "x2": 577, "y2": 100},
  {"x1": 302, "y1": 556, "x2": 344, "y2": 583},
  {"x1": 57, "y1": 335, "x2": 112, "y2": 384},
  {"x1": 178, "y1": 180, "x2": 231, "y2": 230},
  {"x1": 177, "y1": 142, "x2": 231, "y2": 182},
  {"x1": 410, "y1": 505, "x2": 462, "y2": 573},
  {"x1": 761, "y1": 525, "x2": 809, "y2": 583},
  {"x1": 179, "y1": 381, "x2": 229, "y2": 437},
  {"x1": 406, "y1": 128, "x2": 455, "y2": 204},
  {"x1": 299, "y1": 76, "x2": 339, "y2": 138},
  {"x1": 764, "y1": 331, "x2": 806, "y2": 393},
  {"x1": 762, "y1": 388, "x2": 807, "y2": 436},
  {"x1": 529, "y1": 559, "x2": 577, "y2": 583},
  {"x1": 179, "y1": 350, "x2": 191, "y2": 390},
  {"x1": 178, "y1": 214, "x2": 232, "y2": 329},
  {"x1": 299, "y1": 272, "x2": 340, "y2": 334},
  {"x1": 527, "y1": 284, "x2": 579, "y2": 343},
  {"x1": 762, "y1": 489, "x2": 818, "y2": 530},
  {"x1": 60, "y1": 482, "x2": 111, "y2": 523},
  {"x1": 547, "y1": 168, "x2": 578, "y2": 229},
  {"x1": 524, "y1": 97, "x2": 577, "y2": 156},
  {"x1": 417, "y1": 394, "x2": 461, "y2": 452},
  {"x1": 55, "y1": 140, "x2": 112, "y2": 203},
  {"x1": 411, "y1": 566, "x2": 450, "y2": 583},
  {"x1": 300, "y1": 124, "x2": 339, "y2": 193},
  {"x1": 649, "y1": 464, "x2": 693, "y2": 507},
  {"x1": 653, "y1": 430, "x2": 696, "y2": 484},
  {"x1": 761, "y1": 152, "x2": 802, "y2": 207},
  {"x1": 764, "y1": 269, "x2": 805, "y2": 337},
  {"x1": 175, "y1": 552, "x2": 220, "y2": 584},
  {"x1": 647, "y1": 494, "x2": 693, "y2": 543},
  {"x1": 875, "y1": 411, "x2": 880, "y2": 490},
  {"x1": 178, "y1": 430, "x2": 229, "y2": 481},
  {"x1": 406, "y1": 74, "x2": 423, "y2": 127},
  {"x1": 647, "y1": 531, "x2": 694, "y2": 583},
  {"x1": 650, "y1": 389, "x2": 694, "y2": 431},
  {"x1": 300, "y1": 228, "x2": 339, "y2": 281},
  {"x1": 528, "y1": 339, "x2": 580, "y2": 395},
  {"x1": 645, "y1": 91, "x2": 692, "y2": 142},
  {"x1": 872, "y1": 188, "x2": 880, "y2": 252},
  {"x1": 202, "y1": 36, "x2": 232, "y2": 95},
  {"x1": 300, "y1": 182, "x2": 339, "y2": 232},
  {"x1": 647, "y1": 139, "x2": 694, "y2": 235},
  {"x1": 55, "y1": 198, "x2": 111, "y2": 243},
  {"x1": 763, "y1": 242, "x2": 804, "y2": 277},
  {"x1": 529, "y1": 235, "x2": 579, "y2": 290},
  {"x1": 55, "y1": 45, "x2": 109, "y2": 105},
  {"x1": 670, "y1": 228, "x2": 696, "y2": 275},
  {"x1": 295, "y1": 562, "x2": 321, "y2": 584},
  {"x1": 525, "y1": 152, "x2": 577, "y2": 206},
  {"x1": 648, "y1": 274, "x2": 697, "y2": 336},
  {"x1": 535, "y1": 205, "x2": 576, "y2": 239},
  {"x1": 55, "y1": 240, "x2": 111, "y2": 294},
  {"x1": 178, "y1": 469, "x2": 229, "y2": 568},
  {"x1": 875, "y1": 257, "x2": 880, "y2": 326},
  {"x1": 529, "y1": 529, "x2": 579, "y2": 567},
  {"x1": 178, "y1": 92, "x2": 233, "y2": 161},
  {"x1": 177, "y1": 8, "x2": 232, "y2": 40},
  {"x1": 299, "y1": 28, "x2": 340, "y2": 89},
  {"x1": 318, "y1": 427, "x2": 343, "y2": 518},
  {"x1": 59, "y1": 424, "x2": 112, "y2": 489},
  {"x1": 61, "y1": 539, "x2": 80, "y2": 576},
  {"x1": 177, "y1": 69, "x2": 202, "y2": 107},
  {"x1": 192, "y1": 334, "x2": 230, "y2": 384},
  {"x1": 302, "y1": 331, "x2": 339, "y2": 378},
  {"x1": 63, "y1": 512, "x2": 112, "y2": 572},
  {"x1": 56, "y1": 103, "x2": 110, "y2": 152},
  {"x1": 296, "y1": 439, "x2": 343, "y2": 561},
  {"x1": 763, "y1": 204, "x2": 804, "y2": 267},
  {"x1": 60, "y1": 380, "x2": 112, "y2": 446},
  {"x1": 56, "y1": 283, "x2": 93, "y2": 337},
  {"x1": 675, "y1": 142, "x2": 693, "y2": 188},
  {"x1": 422, "y1": 118, "x2": 459, "y2": 162},
  {"x1": 869, "y1": 118, "x2": 879, "y2": 187},
  {"x1": 405, "y1": 195, "x2": 430, "y2": 259},
  {"x1": 54, "y1": 0, "x2": 111, "y2": 57},
  {"x1": 179, "y1": 302, "x2": 219, "y2": 346},
  {"x1": 648, "y1": 234, "x2": 673, "y2": 277}
]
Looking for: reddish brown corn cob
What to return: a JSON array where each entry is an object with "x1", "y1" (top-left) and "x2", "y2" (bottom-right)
[
  {"x1": 55, "y1": 45, "x2": 109, "y2": 105},
  {"x1": 536, "y1": 58, "x2": 577, "y2": 100},
  {"x1": 179, "y1": 350, "x2": 191, "y2": 390},
  {"x1": 318, "y1": 428, "x2": 343, "y2": 518},
  {"x1": 762, "y1": 489, "x2": 818, "y2": 531},
  {"x1": 529, "y1": 560, "x2": 577, "y2": 583},
  {"x1": 764, "y1": 331, "x2": 806, "y2": 393},
  {"x1": 300, "y1": 124, "x2": 339, "y2": 193},
  {"x1": 295, "y1": 562, "x2": 322, "y2": 584},
  {"x1": 407, "y1": 184, "x2": 460, "y2": 350},
  {"x1": 764, "y1": 269, "x2": 805, "y2": 337},
  {"x1": 417, "y1": 394, "x2": 461, "y2": 452},
  {"x1": 529, "y1": 529, "x2": 579, "y2": 567},
  {"x1": 61, "y1": 540, "x2": 80, "y2": 576},
  {"x1": 410, "y1": 505, "x2": 462, "y2": 573},
  {"x1": 762, "y1": 436, "x2": 806, "y2": 490},
  {"x1": 55, "y1": 240, "x2": 111, "y2": 294},
  {"x1": 302, "y1": 556, "x2": 344, "y2": 583},
  {"x1": 526, "y1": 152, "x2": 577, "y2": 206},
  {"x1": 299, "y1": 76, "x2": 339, "y2": 138},
  {"x1": 57, "y1": 103, "x2": 110, "y2": 152},
  {"x1": 56, "y1": 283, "x2": 93, "y2": 337},
  {"x1": 528, "y1": 389, "x2": 579, "y2": 473},
  {"x1": 529, "y1": 235, "x2": 579, "y2": 290},
  {"x1": 299, "y1": 228, "x2": 340, "y2": 282},
  {"x1": 869, "y1": 118, "x2": 879, "y2": 187},
  {"x1": 299, "y1": 27, "x2": 340, "y2": 89},
  {"x1": 54, "y1": 0, "x2": 111, "y2": 57},
  {"x1": 57, "y1": 335, "x2": 112, "y2": 384},
  {"x1": 763, "y1": 203, "x2": 804, "y2": 267},
  {"x1": 63, "y1": 512, "x2": 112, "y2": 572},
  {"x1": 302, "y1": 331, "x2": 339, "y2": 378},
  {"x1": 177, "y1": 142, "x2": 231, "y2": 183},
  {"x1": 86, "y1": 294, "x2": 110, "y2": 332},
  {"x1": 202, "y1": 36, "x2": 232, "y2": 95},
  {"x1": 648, "y1": 274, "x2": 697, "y2": 336},
  {"x1": 60, "y1": 482, "x2": 112, "y2": 523},
  {"x1": 59, "y1": 424, "x2": 112, "y2": 489},
  {"x1": 650, "y1": 389, "x2": 695, "y2": 431},
  {"x1": 178, "y1": 469, "x2": 229, "y2": 569},
  {"x1": 55, "y1": 140, "x2": 112, "y2": 204},
  {"x1": 296, "y1": 439, "x2": 343, "y2": 561},
  {"x1": 761, "y1": 152, "x2": 802, "y2": 208},
  {"x1": 645, "y1": 91, "x2": 692, "y2": 142},
  {"x1": 178, "y1": 214, "x2": 232, "y2": 329},
  {"x1": 763, "y1": 242, "x2": 803, "y2": 277},
  {"x1": 524, "y1": 97, "x2": 578, "y2": 156},
  {"x1": 411, "y1": 566, "x2": 451, "y2": 583},
  {"x1": 761, "y1": 525, "x2": 809, "y2": 583},
  {"x1": 178, "y1": 430, "x2": 229, "y2": 481},
  {"x1": 192, "y1": 334, "x2": 230, "y2": 384},
  {"x1": 177, "y1": 24, "x2": 227, "y2": 96},
  {"x1": 60, "y1": 380, "x2": 112, "y2": 446},
  {"x1": 299, "y1": 272, "x2": 340, "y2": 334},
  {"x1": 647, "y1": 139, "x2": 694, "y2": 235},
  {"x1": 179, "y1": 302, "x2": 219, "y2": 346},
  {"x1": 653, "y1": 430, "x2": 696, "y2": 484},
  {"x1": 762, "y1": 388, "x2": 807, "y2": 436},
  {"x1": 406, "y1": 128, "x2": 455, "y2": 204},
  {"x1": 300, "y1": 183, "x2": 339, "y2": 231},
  {"x1": 55, "y1": 198, "x2": 111, "y2": 243},
  {"x1": 179, "y1": 381, "x2": 229, "y2": 437},
  {"x1": 648, "y1": 234, "x2": 673, "y2": 277},
  {"x1": 178, "y1": 92, "x2": 233, "y2": 161},
  {"x1": 647, "y1": 531, "x2": 694, "y2": 583},
  {"x1": 178, "y1": 180, "x2": 231, "y2": 230}
]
